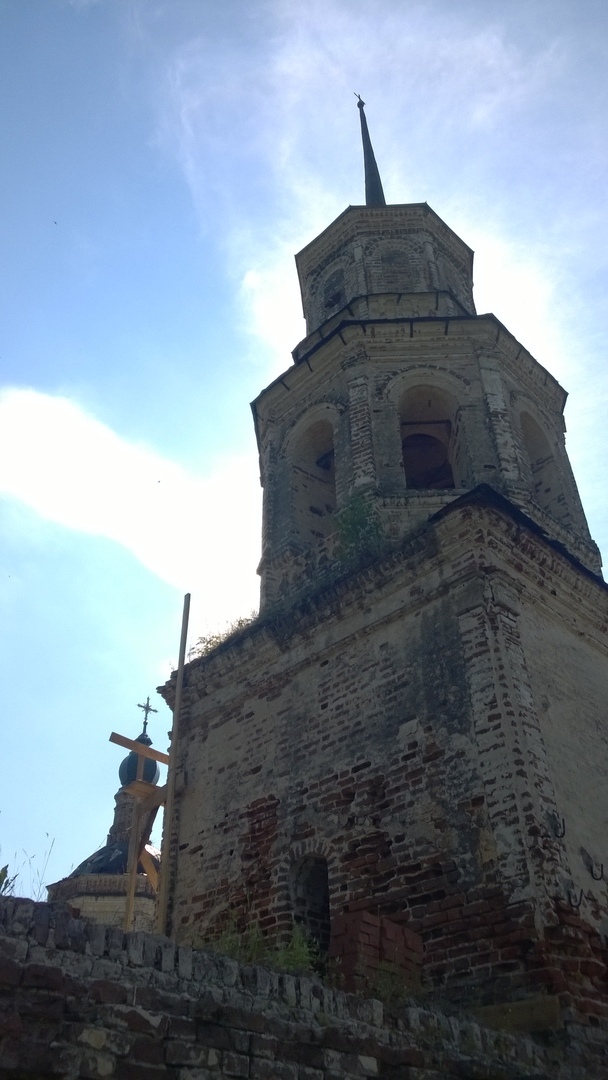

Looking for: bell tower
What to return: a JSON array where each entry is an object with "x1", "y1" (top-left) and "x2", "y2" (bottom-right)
[
  {"x1": 163, "y1": 102, "x2": 608, "y2": 1027},
  {"x1": 253, "y1": 102, "x2": 599, "y2": 612}
]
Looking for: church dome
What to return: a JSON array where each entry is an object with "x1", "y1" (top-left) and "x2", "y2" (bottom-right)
[
  {"x1": 68, "y1": 840, "x2": 160, "y2": 879},
  {"x1": 118, "y1": 725, "x2": 160, "y2": 787}
]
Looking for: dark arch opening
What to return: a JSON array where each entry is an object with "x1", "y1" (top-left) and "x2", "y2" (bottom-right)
[
  {"x1": 323, "y1": 267, "x2": 345, "y2": 311},
  {"x1": 520, "y1": 411, "x2": 570, "y2": 523},
  {"x1": 402, "y1": 432, "x2": 455, "y2": 490},
  {"x1": 291, "y1": 420, "x2": 337, "y2": 545},
  {"x1": 290, "y1": 856, "x2": 330, "y2": 960},
  {"x1": 398, "y1": 385, "x2": 463, "y2": 491}
]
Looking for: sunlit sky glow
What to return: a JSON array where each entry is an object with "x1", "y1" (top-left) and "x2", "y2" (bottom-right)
[{"x1": 1, "y1": 0, "x2": 607, "y2": 894}]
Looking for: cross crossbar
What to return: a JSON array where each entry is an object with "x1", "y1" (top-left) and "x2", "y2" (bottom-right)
[{"x1": 109, "y1": 732, "x2": 170, "y2": 765}]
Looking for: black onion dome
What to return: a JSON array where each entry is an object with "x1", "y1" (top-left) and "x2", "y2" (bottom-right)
[
  {"x1": 118, "y1": 726, "x2": 160, "y2": 787},
  {"x1": 69, "y1": 841, "x2": 160, "y2": 878}
]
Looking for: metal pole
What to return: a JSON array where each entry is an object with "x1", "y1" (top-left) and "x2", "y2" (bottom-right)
[{"x1": 156, "y1": 592, "x2": 190, "y2": 936}]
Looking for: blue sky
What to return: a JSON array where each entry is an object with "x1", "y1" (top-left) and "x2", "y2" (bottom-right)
[{"x1": 1, "y1": 0, "x2": 607, "y2": 895}]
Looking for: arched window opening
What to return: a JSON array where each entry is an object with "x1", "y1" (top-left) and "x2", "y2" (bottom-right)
[
  {"x1": 323, "y1": 268, "x2": 345, "y2": 312},
  {"x1": 520, "y1": 412, "x2": 569, "y2": 523},
  {"x1": 290, "y1": 856, "x2": 330, "y2": 960},
  {"x1": 402, "y1": 431, "x2": 454, "y2": 489},
  {"x1": 399, "y1": 386, "x2": 463, "y2": 490},
  {"x1": 291, "y1": 420, "x2": 337, "y2": 545}
]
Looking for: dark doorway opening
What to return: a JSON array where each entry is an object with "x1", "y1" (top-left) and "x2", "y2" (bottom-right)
[
  {"x1": 402, "y1": 431, "x2": 455, "y2": 489},
  {"x1": 290, "y1": 856, "x2": 331, "y2": 960}
]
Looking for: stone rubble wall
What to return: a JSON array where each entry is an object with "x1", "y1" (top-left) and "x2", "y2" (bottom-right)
[{"x1": 1, "y1": 898, "x2": 607, "y2": 1079}]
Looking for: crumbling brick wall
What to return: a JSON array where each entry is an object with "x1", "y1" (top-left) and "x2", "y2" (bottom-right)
[
  {"x1": 329, "y1": 912, "x2": 422, "y2": 995},
  {"x1": 160, "y1": 495, "x2": 608, "y2": 1019}
]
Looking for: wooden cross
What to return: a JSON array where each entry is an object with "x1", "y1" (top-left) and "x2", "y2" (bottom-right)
[
  {"x1": 109, "y1": 593, "x2": 191, "y2": 937},
  {"x1": 109, "y1": 726, "x2": 169, "y2": 930}
]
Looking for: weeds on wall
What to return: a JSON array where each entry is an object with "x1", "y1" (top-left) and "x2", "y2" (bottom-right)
[
  {"x1": 334, "y1": 494, "x2": 384, "y2": 569},
  {"x1": 0, "y1": 833, "x2": 55, "y2": 901},
  {"x1": 213, "y1": 916, "x2": 267, "y2": 965},
  {"x1": 273, "y1": 925, "x2": 321, "y2": 974},
  {"x1": 0, "y1": 860, "x2": 16, "y2": 896},
  {"x1": 208, "y1": 922, "x2": 415, "y2": 1005},
  {"x1": 206, "y1": 917, "x2": 320, "y2": 976},
  {"x1": 188, "y1": 611, "x2": 258, "y2": 660}
]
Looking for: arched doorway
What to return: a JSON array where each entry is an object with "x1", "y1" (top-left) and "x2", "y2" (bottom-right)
[
  {"x1": 289, "y1": 855, "x2": 331, "y2": 959},
  {"x1": 398, "y1": 385, "x2": 464, "y2": 490}
]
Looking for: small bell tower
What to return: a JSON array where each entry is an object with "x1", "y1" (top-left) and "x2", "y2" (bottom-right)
[{"x1": 46, "y1": 713, "x2": 161, "y2": 931}]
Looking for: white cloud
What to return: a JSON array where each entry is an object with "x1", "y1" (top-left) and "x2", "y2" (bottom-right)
[
  {"x1": 0, "y1": 389, "x2": 262, "y2": 631},
  {"x1": 151, "y1": 0, "x2": 566, "y2": 375},
  {"x1": 454, "y1": 219, "x2": 564, "y2": 364},
  {"x1": 146, "y1": 0, "x2": 607, "y2": 562}
]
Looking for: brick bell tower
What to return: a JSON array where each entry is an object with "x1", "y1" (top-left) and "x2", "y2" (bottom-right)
[{"x1": 161, "y1": 101, "x2": 608, "y2": 1021}]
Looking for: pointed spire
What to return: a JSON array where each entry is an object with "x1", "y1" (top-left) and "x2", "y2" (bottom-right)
[{"x1": 355, "y1": 95, "x2": 386, "y2": 207}]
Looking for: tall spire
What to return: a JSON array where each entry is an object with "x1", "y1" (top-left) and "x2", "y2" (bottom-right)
[{"x1": 355, "y1": 95, "x2": 386, "y2": 207}]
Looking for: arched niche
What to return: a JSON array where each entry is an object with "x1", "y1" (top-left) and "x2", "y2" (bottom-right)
[
  {"x1": 520, "y1": 411, "x2": 570, "y2": 523},
  {"x1": 289, "y1": 417, "x2": 337, "y2": 546},
  {"x1": 289, "y1": 855, "x2": 330, "y2": 959},
  {"x1": 398, "y1": 384, "x2": 466, "y2": 490},
  {"x1": 323, "y1": 267, "x2": 346, "y2": 313},
  {"x1": 307, "y1": 257, "x2": 352, "y2": 331},
  {"x1": 382, "y1": 239, "x2": 425, "y2": 291}
]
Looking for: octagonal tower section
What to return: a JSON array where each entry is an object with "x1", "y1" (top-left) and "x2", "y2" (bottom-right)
[
  {"x1": 295, "y1": 202, "x2": 476, "y2": 335},
  {"x1": 253, "y1": 204, "x2": 600, "y2": 614}
]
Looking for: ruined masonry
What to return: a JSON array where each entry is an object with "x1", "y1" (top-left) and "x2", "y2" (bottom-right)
[
  {"x1": 156, "y1": 106, "x2": 608, "y2": 1058},
  {"x1": 1, "y1": 895, "x2": 587, "y2": 1080},
  {"x1": 3, "y1": 106, "x2": 608, "y2": 1078}
]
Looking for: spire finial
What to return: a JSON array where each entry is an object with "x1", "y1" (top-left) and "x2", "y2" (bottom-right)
[
  {"x1": 355, "y1": 94, "x2": 386, "y2": 207},
  {"x1": 137, "y1": 695, "x2": 157, "y2": 733}
]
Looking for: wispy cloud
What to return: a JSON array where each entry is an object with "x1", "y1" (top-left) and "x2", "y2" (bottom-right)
[
  {"x1": 144, "y1": 0, "x2": 607, "y2": 560},
  {"x1": 0, "y1": 389, "x2": 261, "y2": 630},
  {"x1": 151, "y1": 0, "x2": 567, "y2": 377}
]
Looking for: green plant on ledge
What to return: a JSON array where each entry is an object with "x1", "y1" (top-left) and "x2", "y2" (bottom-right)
[
  {"x1": 213, "y1": 913, "x2": 267, "y2": 964},
  {"x1": 208, "y1": 917, "x2": 320, "y2": 975},
  {"x1": 273, "y1": 924, "x2": 321, "y2": 974},
  {"x1": 335, "y1": 494, "x2": 384, "y2": 569}
]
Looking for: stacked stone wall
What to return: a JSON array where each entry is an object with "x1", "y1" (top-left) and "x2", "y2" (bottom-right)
[{"x1": 3, "y1": 897, "x2": 608, "y2": 1079}]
